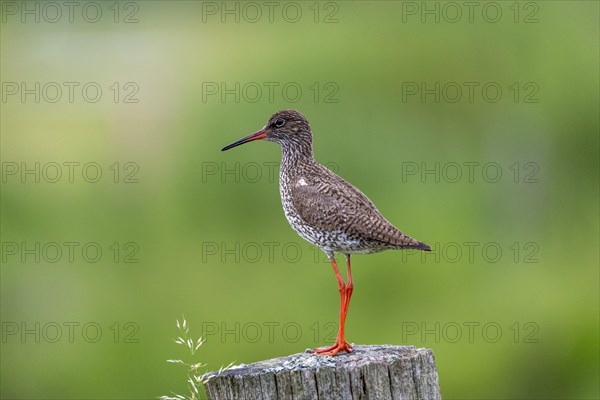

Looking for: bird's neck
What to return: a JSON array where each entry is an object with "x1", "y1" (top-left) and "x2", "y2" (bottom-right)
[{"x1": 280, "y1": 144, "x2": 314, "y2": 168}]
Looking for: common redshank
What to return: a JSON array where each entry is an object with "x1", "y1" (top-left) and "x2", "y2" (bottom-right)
[{"x1": 222, "y1": 110, "x2": 431, "y2": 356}]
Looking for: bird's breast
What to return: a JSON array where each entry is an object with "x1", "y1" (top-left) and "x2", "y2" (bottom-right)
[
  {"x1": 279, "y1": 175, "x2": 367, "y2": 253},
  {"x1": 279, "y1": 176, "x2": 316, "y2": 238}
]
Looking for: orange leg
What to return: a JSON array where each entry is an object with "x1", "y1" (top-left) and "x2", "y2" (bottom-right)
[
  {"x1": 314, "y1": 254, "x2": 353, "y2": 356},
  {"x1": 341, "y1": 253, "x2": 354, "y2": 338}
]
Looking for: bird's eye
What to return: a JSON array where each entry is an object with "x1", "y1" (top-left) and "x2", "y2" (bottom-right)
[{"x1": 274, "y1": 118, "x2": 285, "y2": 127}]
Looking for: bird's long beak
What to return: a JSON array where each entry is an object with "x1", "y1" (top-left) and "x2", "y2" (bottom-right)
[{"x1": 221, "y1": 129, "x2": 267, "y2": 151}]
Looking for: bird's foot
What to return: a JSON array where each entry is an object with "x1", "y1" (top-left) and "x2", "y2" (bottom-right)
[{"x1": 313, "y1": 340, "x2": 353, "y2": 356}]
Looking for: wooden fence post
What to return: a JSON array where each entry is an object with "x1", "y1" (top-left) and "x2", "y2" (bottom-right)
[{"x1": 204, "y1": 345, "x2": 441, "y2": 399}]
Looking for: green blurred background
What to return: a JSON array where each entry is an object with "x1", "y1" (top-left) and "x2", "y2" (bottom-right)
[{"x1": 1, "y1": 1, "x2": 598, "y2": 399}]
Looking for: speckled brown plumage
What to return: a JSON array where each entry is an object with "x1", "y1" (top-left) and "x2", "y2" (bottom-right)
[
  {"x1": 222, "y1": 109, "x2": 430, "y2": 356},
  {"x1": 234, "y1": 109, "x2": 430, "y2": 256}
]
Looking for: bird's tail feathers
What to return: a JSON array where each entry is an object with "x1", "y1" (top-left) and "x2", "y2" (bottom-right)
[{"x1": 413, "y1": 241, "x2": 431, "y2": 251}]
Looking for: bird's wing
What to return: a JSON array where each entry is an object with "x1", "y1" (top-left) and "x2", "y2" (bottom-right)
[
  {"x1": 290, "y1": 174, "x2": 360, "y2": 231},
  {"x1": 290, "y1": 171, "x2": 425, "y2": 249}
]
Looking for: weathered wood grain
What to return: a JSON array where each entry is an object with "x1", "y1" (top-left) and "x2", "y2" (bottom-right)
[{"x1": 204, "y1": 345, "x2": 441, "y2": 400}]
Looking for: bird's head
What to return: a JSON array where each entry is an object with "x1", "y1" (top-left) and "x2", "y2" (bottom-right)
[{"x1": 222, "y1": 109, "x2": 312, "y2": 152}]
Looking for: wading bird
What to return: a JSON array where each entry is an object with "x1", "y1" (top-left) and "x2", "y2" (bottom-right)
[{"x1": 222, "y1": 110, "x2": 430, "y2": 356}]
